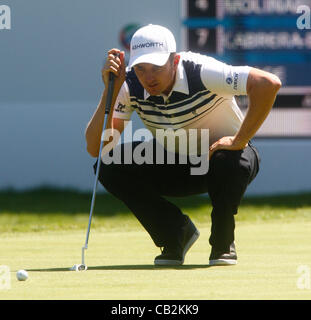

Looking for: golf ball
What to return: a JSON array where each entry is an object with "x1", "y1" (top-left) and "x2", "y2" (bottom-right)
[
  {"x1": 70, "y1": 264, "x2": 87, "y2": 271},
  {"x1": 16, "y1": 270, "x2": 28, "y2": 281}
]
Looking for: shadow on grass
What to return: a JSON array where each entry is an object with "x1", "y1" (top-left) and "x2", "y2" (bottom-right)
[
  {"x1": 1, "y1": 187, "x2": 311, "y2": 216},
  {"x1": 27, "y1": 264, "x2": 211, "y2": 272}
]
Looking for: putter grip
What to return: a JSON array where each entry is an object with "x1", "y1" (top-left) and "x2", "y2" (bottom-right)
[{"x1": 105, "y1": 72, "x2": 115, "y2": 114}]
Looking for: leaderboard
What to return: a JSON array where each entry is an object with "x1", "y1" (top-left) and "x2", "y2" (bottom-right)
[{"x1": 182, "y1": 0, "x2": 311, "y2": 137}]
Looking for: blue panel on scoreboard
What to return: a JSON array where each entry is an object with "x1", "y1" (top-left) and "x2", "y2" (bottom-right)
[{"x1": 183, "y1": 0, "x2": 311, "y2": 89}]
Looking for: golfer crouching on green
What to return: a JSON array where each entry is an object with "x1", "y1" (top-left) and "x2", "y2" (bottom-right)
[{"x1": 85, "y1": 24, "x2": 281, "y2": 266}]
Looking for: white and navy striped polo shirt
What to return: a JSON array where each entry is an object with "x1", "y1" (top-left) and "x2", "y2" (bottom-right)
[{"x1": 113, "y1": 51, "x2": 251, "y2": 151}]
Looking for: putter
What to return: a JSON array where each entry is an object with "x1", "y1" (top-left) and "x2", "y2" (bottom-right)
[{"x1": 71, "y1": 71, "x2": 115, "y2": 272}]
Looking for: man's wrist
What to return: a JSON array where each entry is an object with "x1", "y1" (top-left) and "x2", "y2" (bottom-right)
[
  {"x1": 98, "y1": 90, "x2": 108, "y2": 107},
  {"x1": 233, "y1": 135, "x2": 249, "y2": 148}
]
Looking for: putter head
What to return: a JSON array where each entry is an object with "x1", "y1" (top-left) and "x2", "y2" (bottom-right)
[{"x1": 70, "y1": 264, "x2": 87, "y2": 272}]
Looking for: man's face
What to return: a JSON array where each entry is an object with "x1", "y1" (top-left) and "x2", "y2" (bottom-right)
[{"x1": 133, "y1": 55, "x2": 179, "y2": 96}]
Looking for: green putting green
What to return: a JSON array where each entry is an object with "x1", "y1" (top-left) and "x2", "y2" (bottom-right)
[
  {"x1": 1, "y1": 220, "x2": 310, "y2": 300},
  {"x1": 1, "y1": 190, "x2": 311, "y2": 299}
]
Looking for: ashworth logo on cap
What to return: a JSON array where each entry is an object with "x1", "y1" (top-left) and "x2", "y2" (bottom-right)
[{"x1": 132, "y1": 42, "x2": 164, "y2": 50}]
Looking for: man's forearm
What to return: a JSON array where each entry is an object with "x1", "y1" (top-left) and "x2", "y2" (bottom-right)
[
  {"x1": 85, "y1": 90, "x2": 108, "y2": 157},
  {"x1": 85, "y1": 86, "x2": 125, "y2": 158},
  {"x1": 234, "y1": 70, "x2": 282, "y2": 146},
  {"x1": 85, "y1": 87, "x2": 120, "y2": 157}
]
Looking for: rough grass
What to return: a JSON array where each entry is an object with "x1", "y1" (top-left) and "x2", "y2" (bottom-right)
[{"x1": 0, "y1": 187, "x2": 311, "y2": 233}]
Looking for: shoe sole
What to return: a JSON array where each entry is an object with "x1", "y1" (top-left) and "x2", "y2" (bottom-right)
[
  {"x1": 154, "y1": 229, "x2": 200, "y2": 266},
  {"x1": 209, "y1": 259, "x2": 237, "y2": 266}
]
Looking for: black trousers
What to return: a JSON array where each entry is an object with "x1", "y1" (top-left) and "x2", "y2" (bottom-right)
[{"x1": 95, "y1": 139, "x2": 260, "y2": 251}]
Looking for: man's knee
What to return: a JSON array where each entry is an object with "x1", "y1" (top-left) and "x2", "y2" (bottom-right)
[
  {"x1": 94, "y1": 161, "x2": 119, "y2": 194},
  {"x1": 209, "y1": 149, "x2": 251, "y2": 182}
]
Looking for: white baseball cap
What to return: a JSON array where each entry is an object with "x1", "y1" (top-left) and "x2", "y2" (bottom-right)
[{"x1": 128, "y1": 24, "x2": 176, "y2": 68}]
